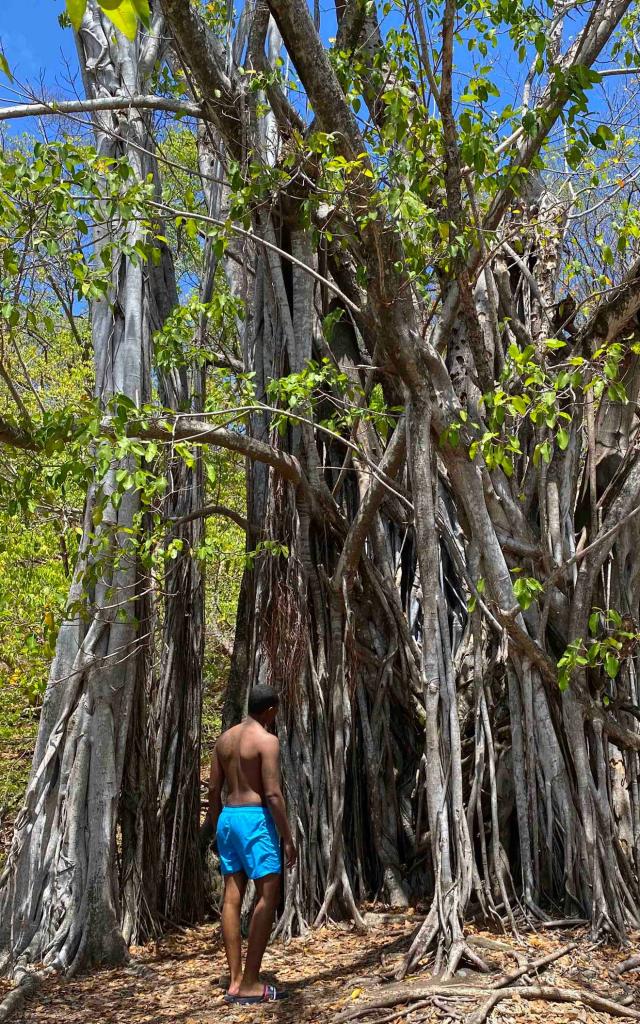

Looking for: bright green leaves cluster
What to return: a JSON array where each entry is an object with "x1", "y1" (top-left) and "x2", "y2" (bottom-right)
[
  {"x1": 154, "y1": 292, "x2": 243, "y2": 374},
  {"x1": 0, "y1": 140, "x2": 158, "y2": 355},
  {"x1": 245, "y1": 539, "x2": 290, "y2": 571},
  {"x1": 565, "y1": 122, "x2": 615, "y2": 173},
  {"x1": 440, "y1": 324, "x2": 636, "y2": 487},
  {"x1": 0, "y1": 514, "x2": 71, "y2": 703},
  {"x1": 265, "y1": 357, "x2": 398, "y2": 440},
  {"x1": 66, "y1": 0, "x2": 150, "y2": 40},
  {"x1": 511, "y1": 573, "x2": 544, "y2": 611},
  {"x1": 558, "y1": 609, "x2": 639, "y2": 692}
]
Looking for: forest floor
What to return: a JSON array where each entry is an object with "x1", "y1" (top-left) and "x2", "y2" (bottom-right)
[{"x1": 1, "y1": 913, "x2": 639, "y2": 1024}]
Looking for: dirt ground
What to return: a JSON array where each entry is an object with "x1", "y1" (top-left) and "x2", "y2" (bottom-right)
[{"x1": 2, "y1": 915, "x2": 639, "y2": 1024}]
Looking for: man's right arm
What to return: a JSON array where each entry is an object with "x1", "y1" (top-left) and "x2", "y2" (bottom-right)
[{"x1": 260, "y1": 734, "x2": 297, "y2": 868}]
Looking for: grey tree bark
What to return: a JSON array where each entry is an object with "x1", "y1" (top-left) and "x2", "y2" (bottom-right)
[{"x1": 0, "y1": 1, "x2": 176, "y2": 969}]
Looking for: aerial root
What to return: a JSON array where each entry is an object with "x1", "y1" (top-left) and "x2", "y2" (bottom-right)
[{"x1": 396, "y1": 902, "x2": 490, "y2": 981}]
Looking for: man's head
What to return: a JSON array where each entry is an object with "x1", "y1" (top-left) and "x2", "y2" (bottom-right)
[{"x1": 247, "y1": 684, "x2": 280, "y2": 727}]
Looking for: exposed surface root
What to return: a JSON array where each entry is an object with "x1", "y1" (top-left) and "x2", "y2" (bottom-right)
[
  {"x1": 334, "y1": 932, "x2": 639, "y2": 1023},
  {"x1": 615, "y1": 954, "x2": 640, "y2": 975},
  {"x1": 0, "y1": 965, "x2": 52, "y2": 1023},
  {"x1": 468, "y1": 984, "x2": 640, "y2": 1024}
]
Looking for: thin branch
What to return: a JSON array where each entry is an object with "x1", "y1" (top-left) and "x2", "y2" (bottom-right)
[
  {"x1": 0, "y1": 94, "x2": 207, "y2": 123},
  {"x1": 148, "y1": 199, "x2": 362, "y2": 313},
  {"x1": 168, "y1": 503, "x2": 250, "y2": 533}
]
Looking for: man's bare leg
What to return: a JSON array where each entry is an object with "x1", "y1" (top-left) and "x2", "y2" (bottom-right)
[
  {"x1": 221, "y1": 871, "x2": 247, "y2": 995},
  {"x1": 239, "y1": 873, "x2": 281, "y2": 996}
]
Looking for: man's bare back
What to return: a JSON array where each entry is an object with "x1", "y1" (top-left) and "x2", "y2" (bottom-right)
[{"x1": 216, "y1": 720, "x2": 278, "y2": 807}]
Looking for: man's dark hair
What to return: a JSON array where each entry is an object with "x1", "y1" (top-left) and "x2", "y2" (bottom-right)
[{"x1": 248, "y1": 685, "x2": 280, "y2": 716}]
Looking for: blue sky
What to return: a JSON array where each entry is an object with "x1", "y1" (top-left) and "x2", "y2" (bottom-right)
[{"x1": 1, "y1": 0, "x2": 75, "y2": 95}]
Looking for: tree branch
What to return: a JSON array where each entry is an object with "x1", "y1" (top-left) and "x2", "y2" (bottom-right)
[
  {"x1": 266, "y1": 0, "x2": 365, "y2": 161},
  {"x1": 148, "y1": 199, "x2": 362, "y2": 312},
  {"x1": 168, "y1": 503, "x2": 251, "y2": 533},
  {"x1": 160, "y1": 0, "x2": 244, "y2": 157},
  {"x1": 485, "y1": 0, "x2": 634, "y2": 233},
  {"x1": 0, "y1": 95, "x2": 207, "y2": 123},
  {"x1": 579, "y1": 254, "x2": 640, "y2": 348},
  {"x1": 0, "y1": 413, "x2": 303, "y2": 486}
]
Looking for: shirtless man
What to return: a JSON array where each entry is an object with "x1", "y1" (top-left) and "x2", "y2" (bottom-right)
[{"x1": 204, "y1": 685, "x2": 297, "y2": 1004}]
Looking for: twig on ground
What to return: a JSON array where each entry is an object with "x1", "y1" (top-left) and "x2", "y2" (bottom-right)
[{"x1": 367, "y1": 997, "x2": 433, "y2": 1024}]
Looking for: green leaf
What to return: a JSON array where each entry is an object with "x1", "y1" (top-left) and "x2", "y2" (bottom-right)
[
  {"x1": 510, "y1": 395, "x2": 528, "y2": 416},
  {"x1": 130, "y1": 0, "x2": 151, "y2": 27},
  {"x1": 605, "y1": 653, "x2": 620, "y2": 679},
  {"x1": 0, "y1": 50, "x2": 12, "y2": 80},
  {"x1": 557, "y1": 427, "x2": 569, "y2": 451},
  {"x1": 98, "y1": 0, "x2": 138, "y2": 39},
  {"x1": 66, "y1": 0, "x2": 87, "y2": 29},
  {"x1": 513, "y1": 576, "x2": 543, "y2": 611},
  {"x1": 589, "y1": 611, "x2": 600, "y2": 634}
]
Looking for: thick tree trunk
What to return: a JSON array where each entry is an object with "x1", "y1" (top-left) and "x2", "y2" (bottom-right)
[{"x1": 0, "y1": 3, "x2": 169, "y2": 970}]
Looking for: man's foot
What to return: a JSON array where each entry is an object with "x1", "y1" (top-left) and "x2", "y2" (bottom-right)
[
  {"x1": 224, "y1": 983, "x2": 288, "y2": 1004},
  {"x1": 226, "y1": 981, "x2": 242, "y2": 997}
]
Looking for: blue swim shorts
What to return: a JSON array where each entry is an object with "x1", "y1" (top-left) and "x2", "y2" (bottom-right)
[{"x1": 216, "y1": 805, "x2": 282, "y2": 879}]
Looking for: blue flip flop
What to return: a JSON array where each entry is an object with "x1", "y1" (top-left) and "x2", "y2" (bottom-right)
[{"x1": 225, "y1": 983, "x2": 288, "y2": 1004}]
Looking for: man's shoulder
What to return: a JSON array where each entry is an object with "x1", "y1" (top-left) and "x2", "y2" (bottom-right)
[
  {"x1": 215, "y1": 724, "x2": 241, "y2": 750},
  {"x1": 257, "y1": 730, "x2": 279, "y2": 752}
]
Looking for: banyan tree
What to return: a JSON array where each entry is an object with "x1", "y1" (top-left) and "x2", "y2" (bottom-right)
[{"x1": 1, "y1": 0, "x2": 640, "y2": 981}]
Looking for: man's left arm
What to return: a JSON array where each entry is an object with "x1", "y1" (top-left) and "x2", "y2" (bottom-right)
[
  {"x1": 206, "y1": 743, "x2": 223, "y2": 829},
  {"x1": 199, "y1": 743, "x2": 223, "y2": 854}
]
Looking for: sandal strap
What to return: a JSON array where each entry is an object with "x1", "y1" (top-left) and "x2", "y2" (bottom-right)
[{"x1": 263, "y1": 984, "x2": 278, "y2": 1001}]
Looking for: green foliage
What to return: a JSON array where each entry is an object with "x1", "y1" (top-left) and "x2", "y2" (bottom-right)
[
  {"x1": 0, "y1": 515, "x2": 69, "y2": 705},
  {"x1": 154, "y1": 293, "x2": 243, "y2": 375},
  {"x1": 265, "y1": 358, "x2": 398, "y2": 438},
  {"x1": 0, "y1": 139, "x2": 161, "y2": 367},
  {"x1": 512, "y1": 576, "x2": 544, "y2": 611},
  {"x1": 65, "y1": 0, "x2": 150, "y2": 39},
  {"x1": 558, "y1": 609, "x2": 640, "y2": 691}
]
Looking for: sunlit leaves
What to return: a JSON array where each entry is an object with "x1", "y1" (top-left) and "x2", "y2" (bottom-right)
[
  {"x1": 513, "y1": 576, "x2": 544, "y2": 611},
  {"x1": 66, "y1": 0, "x2": 87, "y2": 30},
  {"x1": 98, "y1": 0, "x2": 139, "y2": 40},
  {"x1": 558, "y1": 609, "x2": 639, "y2": 690},
  {"x1": 0, "y1": 50, "x2": 12, "y2": 80},
  {"x1": 65, "y1": 0, "x2": 148, "y2": 39}
]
